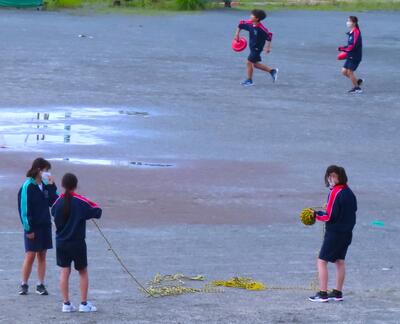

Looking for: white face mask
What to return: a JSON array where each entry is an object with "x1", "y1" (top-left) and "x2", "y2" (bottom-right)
[
  {"x1": 346, "y1": 21, "x2": 353, "y2": 28},
  {"x1": 41, "y1": 171, "x2": 51, "y2": 184}
]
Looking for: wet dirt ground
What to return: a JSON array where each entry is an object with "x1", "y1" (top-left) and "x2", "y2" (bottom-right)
[{"x1": 0, "y1": 9, "x2": 400, "y2": 324}]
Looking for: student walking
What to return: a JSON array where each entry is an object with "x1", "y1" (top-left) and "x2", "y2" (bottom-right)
[
  {"x1": 51, "y1": 173, "x2": 102, "y2": 313},
  {"x1": 18, "y1": 157, "x2": 58, "y2": 295},
  {"x1": 339, "y1": 16, "x2": 363, "y2": 93}
]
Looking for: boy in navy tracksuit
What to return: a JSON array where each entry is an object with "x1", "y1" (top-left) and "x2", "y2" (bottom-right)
[
  {"x1": 339, "y1": 16, "x2": 363, "y2": 93},
  {"x1": 235, "y1": 9, "x2": 278, "y2": 86},
  {"x1": 51, "y1": 173, "x2": 102, "y2": 313},
  {"x1": 309, "y1": 165, "x2": 357, "y2": 303},
  {"x1": 17, "y1": 158, "x2": 58, "y2": 296}
]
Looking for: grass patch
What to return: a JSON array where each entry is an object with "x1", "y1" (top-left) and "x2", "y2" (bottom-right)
[
  {"x1": 45, "y1": 0, "x2": 208, "y2": 11},
  {"x1": 234, "y1": 0, "x2": 400, "y2": 11},
  {"x1": 43, "y1": 0, "x2": 400, "y2": 11}
]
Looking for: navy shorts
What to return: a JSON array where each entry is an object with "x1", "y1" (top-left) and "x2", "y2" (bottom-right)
[
  {"x1": 343, "y1": 59, "x2": 361, "y2": 71},
  {"x1": 24, "y1": 225, "x2": 53, "y2": 252},
  {"x1": 319, "y1": 231, "x2": 352, "y2": 263},
  {"x1": 56, "y1": 240, "x2": 87, "y2": 271},
  {"x1": 248, "y1": 49, "x2": 262, "y2": 63}
]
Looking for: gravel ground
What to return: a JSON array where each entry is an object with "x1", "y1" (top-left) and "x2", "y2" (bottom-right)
[{"x1": 0, "y1": 8, "x2": 399, "y2": 324}]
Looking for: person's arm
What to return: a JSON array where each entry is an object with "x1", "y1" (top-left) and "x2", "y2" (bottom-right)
[
  {"x1": 315, "y1": 199, "x2": 340, "y2": 223},
  {"x1": 236, "y1": 20, "x2": 251, "y2": 39},
  {"x1": 264, "y1": 41, "x2": 271, "y2": 53},
  {"x1": 234, "y1": 27, "x2": 241, "y2": 41},
  {"x1": 262, "y1": 26, "x2": 273, "y2": 53},
  {"x1": 82, "y1": 197, "x2": 102, "y2": 220},
  {"x1": 46, "y1": 181, "x2": 59, "y2": 207},
  {"x1": 315, "y1": 189, "x2": 341, "y2": 222},
  {"x1": 338, "y1": 28, "x2": 360, "y2": 52},
  {"x1": 25, "y1": 185, "x2": 35, "y2": 238}
]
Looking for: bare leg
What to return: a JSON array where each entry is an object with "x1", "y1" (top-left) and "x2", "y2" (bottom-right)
[
  {"x1": 79, "y1": 267, "x2": 89, "y2": 303},
  {"x1": 335, "y1": 260, "x2": 346, "y2": 291},
  {"x1": 21, "y1": 252, "x2": 36, "y2": 283},
  {"x1": 36, "y1": 250, "x2": 47, "y2": 284},
  {"x1": 347, "y1": 70, "x2": 359, "y2": 87},
  {"x1": 247, "y1": 61, "x2": 254, "y2": 80},
  {"x1": 317, "y1": 258, "x2": 328, "y2": 291},
  {"x1": 60, "y1": 267, "x2": 71, "y2": 303},
  {"x1": 254, "y1": 62, "x2": 273, "y2": 73}
]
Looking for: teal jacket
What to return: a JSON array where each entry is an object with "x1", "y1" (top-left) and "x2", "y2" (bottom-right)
[{"x1": 18, "y1": 179, "x2": 58, "y2": 233}]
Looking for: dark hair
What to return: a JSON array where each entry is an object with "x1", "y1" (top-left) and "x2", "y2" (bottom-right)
[
  {"x1": 26, "y1": 158, "x2": 51, "y2": 178},
  {"x1": 324, "y1": 165, "x2": 348, "y2": 187},
  {"x1": 62, "y1": 173, "x2": 78, "y2": 224},
  {"x1": 349, "y1": 16, "x2": 359, "y2": 29},
  {"x1": 252, "y1": 9, "x2": 267, "y2": 22}
]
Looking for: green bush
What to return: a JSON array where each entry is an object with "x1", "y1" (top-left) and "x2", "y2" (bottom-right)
[
  {"x1": 175, "y1": 0, "x2": 205, "y2": 10},
  {"x1": 47, "y1": 0, "x2": 84, "y2": 8}
]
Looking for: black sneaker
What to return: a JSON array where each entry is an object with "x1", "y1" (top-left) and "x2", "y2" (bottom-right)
[
  {"x1": 270, "y1": 68, "x2": 279, "y2": 83},
  {"x1": 357, "y1": 78, "x2": 363, "y2": 86},
  {"x1": 36, "y1": 284, "x2": 49, "y2": 295},
  {"x1": 348, "y1": 87, "x2": 363, "y2": 94},
  {"x1": 308, "y1": 291, "x2": 329, "y2": 302},
  {"x1": 19, "y1": 284, "x2": 29, "y2": 295},
  {"x1": 328, "y1": 289, "x2": 343, "y2": 301}
]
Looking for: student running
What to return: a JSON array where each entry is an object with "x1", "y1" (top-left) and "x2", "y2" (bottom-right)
[
  {"x1": 235, "y1": 9, "x2": 278, "y2": 87},
  {"x1": 339, "y1": 16, "x2": 363, "y2": 93}
]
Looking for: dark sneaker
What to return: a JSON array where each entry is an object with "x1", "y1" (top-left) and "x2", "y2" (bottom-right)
[
  {"x1": 270, "y1": 68, "x2": 279, "y2": 83},
  {"x1": 19, "y1": 284, "x2": 29, "y2": 295},
  {"x1": 308, "y1": 291, "x2": 329, "y2": 302},
  {"x1": 36, "y1": 284, "x2": 48, "y2": 295},
  {"x1": 348, "y1": 87, "x2": 363, "y2": 94},
  {"x1": 357, "y1": 78, "x2": 363, "y2": 86},
  {"x1": 328, "y1": 289, "x2": 344, "y2": 301},
  {"x1": 241, "y1": 79, "x2": 254, "y2": 87}
]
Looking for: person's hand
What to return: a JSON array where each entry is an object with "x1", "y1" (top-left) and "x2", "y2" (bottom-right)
[
  {"x1": 265, "y1": 48, "x2": 271, "y2": 54},
  {"x1": 47, "y1": 176, "x2": 55, "y2": 185},
  {"x1": 26, "y1": 232, "x2": 35, "y2": 240},
  {"x1": 234, "y1": 34, "x2": 240, "y2": 41}
]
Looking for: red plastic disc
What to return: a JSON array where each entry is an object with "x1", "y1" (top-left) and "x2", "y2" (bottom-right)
[
  {"x1": 232, "y1": 38, "x2": 247, "y2": 52},
  {"x1": 337, "y1": 52, "x2": 347, "y2": 60}
]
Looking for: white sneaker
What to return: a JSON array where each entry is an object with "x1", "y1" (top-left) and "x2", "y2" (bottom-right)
[
  {"x1": 79, "y1": 302, "x2": 97, "y2": 312},
  {"x1": 62, "y1": 303, "x2": 77, "y2": 312}
]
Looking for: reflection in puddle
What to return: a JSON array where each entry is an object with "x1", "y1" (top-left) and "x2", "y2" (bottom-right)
[
  {"x1": 0, "y1": 108, "x2": 154, "y2": 150},
  {"x1": 0, "y1": 111, "x2": 107, "y2": 148},
  {"x1": 49, "y1": 158, "x2": 174, "y2": 168}
]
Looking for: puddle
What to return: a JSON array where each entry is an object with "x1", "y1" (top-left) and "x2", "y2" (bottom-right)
[
  {"x1": 0, "y1": 108, "x2": 154, "y2": 150},
  {"x1": 0, "y1": 111, "x2": 109, "y2": 148},
  {"x1": 49, "y1": 158, "x2": 174, "y2": 168}
]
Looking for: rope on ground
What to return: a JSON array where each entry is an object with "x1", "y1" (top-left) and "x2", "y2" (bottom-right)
[
  {"x1": 212, "y1": 277, "x2": 266, "y2": 291},
  {"x1": 91, "y1": 219, "x2": 154, "y2": 297},
  {"x1": 91, "y1": 211, "x2": 327, "y2": 297},
  {"x1": 144, "y1": 273, "x2": 223, "y2": 297}
]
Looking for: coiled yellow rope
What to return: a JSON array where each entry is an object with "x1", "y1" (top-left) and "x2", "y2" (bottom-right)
[{"x1": 212, "y1": 277, "x2": 266, "y2": 291}]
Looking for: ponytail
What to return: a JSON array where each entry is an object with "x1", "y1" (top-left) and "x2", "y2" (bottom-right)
[
  {"x1": 349, "y1": 16, "x2": 359, "y2": 29},
  {"x1": 63, "y1": 190, "x2": 72, "y2": 224},
  {"x1": 61, "y1": 173, "x2": 78, "y2": 227}
]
